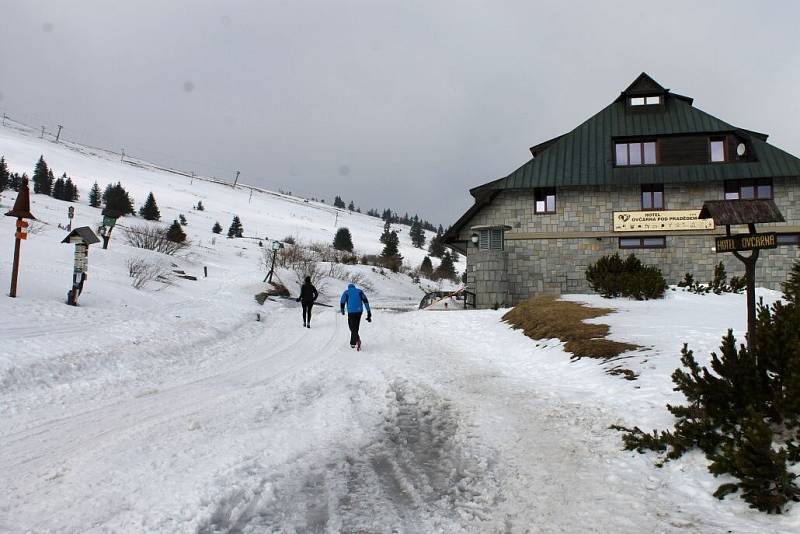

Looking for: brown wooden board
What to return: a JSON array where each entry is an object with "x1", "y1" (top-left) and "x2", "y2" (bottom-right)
[{"x1": 715, "y1": 232, "x2": 777, "y2": 253}]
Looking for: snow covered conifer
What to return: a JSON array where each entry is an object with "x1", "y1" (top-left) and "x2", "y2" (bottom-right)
[
  {"x1": 410, "y1": 218, "x2": 426, "y2": 248},
  {"x1": 0, "y1": 156, "x2": 8, "y2": 191},
  {"x1": 347, "y1": 200, "x2": 355, "y2": 211},
  {"x1": 139, "y1": 192, "x2": 161, "y2": 221},
  {"x1": 196, "y1": 200, "x2": 204, "y2": 211},
  {"x1": 434, "y1": 251, "x2": 457, "y2": 281},
  {"x1": 333, "y1": 227, "x2": 354, "y2": 252},
  {"x1": 63, "y1": 175, "x2": 79, "y2": 202},
  {"x1": 227, "y1": 215, "x2": 243, "y2": 238},
  {"x1": 32, "y1": 156, "x2": 50, "y2": 194},
  {"x1": 89, "y1": 182, "x2": 102, "y2": 207},
  {"x1": 212, "y1": 221, "x2": 222, "y2": 234},
  {"x1": 420, "y1": 256, "x2": 433, "y2": 278},
  {"x1": 166, "y1": 220, "x2": 187, "y2": 243},
  {"x1": 52, "y1": 176, "x2": 65, "y2": 200},
  {"x1": 333, "y1": 196, "x2": 346, "y2": 209},
  {"x1": 179, "y1": 214, "x2": 187, "y2": 226},
  {"x1": 102, "y1": 182, "x2": 135, "y2": 217}
]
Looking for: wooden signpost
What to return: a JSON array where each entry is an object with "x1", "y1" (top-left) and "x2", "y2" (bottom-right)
[
  {"x1": 700, "y1": 199, "x2": 786, "y2": 349},
  {"x1": 4, "y1": 180, "x2": 36, "y2": 298}
]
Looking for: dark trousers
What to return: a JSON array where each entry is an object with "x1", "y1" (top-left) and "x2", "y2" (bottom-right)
[
  {"x1": 302, "y1": 301, "x2": 314, "y2": 324},
  {"x1": 347, "y1": 312, "x2": 362, "y2": 345}
]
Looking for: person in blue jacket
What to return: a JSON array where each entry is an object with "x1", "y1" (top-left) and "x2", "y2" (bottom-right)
[{"x1": 340, "y1": 283, "x2": 371, "y2": 349}]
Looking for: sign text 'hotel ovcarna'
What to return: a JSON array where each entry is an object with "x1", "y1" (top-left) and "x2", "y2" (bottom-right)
[
  {"x1": 715, "y1": 232, "x2": 778, "y2": 254},
  {"x1": 613, "y1": 209, "x2": 715, "y2": 232}
]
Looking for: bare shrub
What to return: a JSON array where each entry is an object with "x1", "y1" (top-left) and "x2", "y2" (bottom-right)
[
  {"x1": 293, "y1": 257, "x2": 327, "y2": 293},
  {"x1": 125, "y1": 224, "x2": 189, "y2": 255},
  {"x1": 328, "y1": 263, "x2": 375, "y2": 292},
  {"x1": 126, "y1": 257, "x2": 170, "y2": 289},
  {"x1": 276, "y1": 243, "x2": 312, "y2": 269},
  {"x1": 308, "y1": 241, "x2": 339, "y2": 262}
]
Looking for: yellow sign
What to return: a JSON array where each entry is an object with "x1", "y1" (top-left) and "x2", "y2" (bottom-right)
[
  {"x1": 715, "y1": 233, "x2": 777, "y2": 253},
  {"x1": 613, "y1": 210, "x2": 715, "y2": 232}
]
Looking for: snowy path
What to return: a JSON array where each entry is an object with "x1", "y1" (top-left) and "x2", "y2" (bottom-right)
[{"x1": 4, "y1": 298, "x2": 794, "y2": 533}]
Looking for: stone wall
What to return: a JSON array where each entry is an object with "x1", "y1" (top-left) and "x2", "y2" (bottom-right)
[{"x1": 458, "y1": 179, "x2": 800, "y2": 308}]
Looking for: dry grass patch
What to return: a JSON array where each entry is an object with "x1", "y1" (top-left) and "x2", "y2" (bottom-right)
[{"x1": 502, "y1": 295, "x2": 639, "y2": 359}]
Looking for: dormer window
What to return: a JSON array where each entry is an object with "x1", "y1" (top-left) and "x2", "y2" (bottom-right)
[
  {"x1": 615, "y1": 141, "x2": 657, "y2": 166},
  {"x1": 630, "y1": 95, "x2": 661, "y2": 106},
  {"x1": 710, "y1": 137, "x2": 726, "y2": 162}
]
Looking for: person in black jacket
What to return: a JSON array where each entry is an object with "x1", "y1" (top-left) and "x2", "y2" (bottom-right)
[{"x1": 297, "y1": 276, "x2": 319, "y2": 328}]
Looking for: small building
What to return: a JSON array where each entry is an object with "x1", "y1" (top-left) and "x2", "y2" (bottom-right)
[{"x1": 445, "y1": 73, "x2": 800, "y2": 308}]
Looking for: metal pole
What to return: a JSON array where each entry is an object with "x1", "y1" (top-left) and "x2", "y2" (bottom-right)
[
  {"x1": 9, "y1": 218, "x2": 22, "y2": 297},
  {"x1": 56, "y1": 125, "x2": 63, "y2": 142},
  {"x1": 248, "y1": 188, "x2": 253, "y2": 203},
  {"x1": 121, "y1": 149, "x2": 125, "y2": 162},
  {"x1": 2, "y1": 113, "x2": 7, "y2": 126},
  {"x1": 233, "y1": 170, "x2": 240, "y2": 188},
  {"x1": 40, "y1": 126, "x2": 45, "y2": 139},
  {"x1": 268, "y1": 248, "x2": 277, "y2": 282},
  {"x1": 190, "y1": 171, "x2": 194, "y2": 185}
]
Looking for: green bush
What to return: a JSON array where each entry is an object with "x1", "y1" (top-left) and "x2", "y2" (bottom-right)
[
  {"x1": 614, "y1": 292, "x2": 800, "y2": 513},
  {"x1": 585, "y1": 253, "x2": 666, "y2": 300}
]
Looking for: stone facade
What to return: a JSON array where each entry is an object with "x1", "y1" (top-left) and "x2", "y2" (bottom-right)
[{"x1": 458, "y1": 179, "x2": 800, "y2": 308}]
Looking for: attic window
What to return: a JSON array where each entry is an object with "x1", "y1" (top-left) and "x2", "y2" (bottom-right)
[
  {"x1": 534, "y1": 187, "x2": 556, "y2": 214},
  {"x1": 630, "y1": 95, "x2": 661, "y2": 106},
  {"x1": 616, "y1": 141, "x2": 657, "y2": 166},
  {"x1": 710, "y1": 138, "x2": 726, "y2": 162}
]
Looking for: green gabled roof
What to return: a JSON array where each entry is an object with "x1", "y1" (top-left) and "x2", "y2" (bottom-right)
[{"x1": 482, "y1": 74, "x2": 800, "y2": 193}]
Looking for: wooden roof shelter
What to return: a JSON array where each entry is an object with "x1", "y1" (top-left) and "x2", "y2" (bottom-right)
[{"x1": 698, "y1": 199, "x2": 785, "y2": 226}]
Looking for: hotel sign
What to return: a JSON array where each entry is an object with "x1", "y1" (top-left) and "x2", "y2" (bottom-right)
[
  {"x1": 613, "y1": 210, "x2": 715, "y2": 232},
  {"x1": 715, "y1": 233, "x2": 777, "y2": 253}
]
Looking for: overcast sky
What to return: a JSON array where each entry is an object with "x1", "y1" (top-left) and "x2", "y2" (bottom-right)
[{"x1": 1, "y1": 0, "x2": 799, "y2": 224}]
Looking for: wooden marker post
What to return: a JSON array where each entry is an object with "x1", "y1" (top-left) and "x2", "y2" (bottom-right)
[
  {"x1": 700, "y1": 199, "x2": 786, "y2": 349},
  {"x1": 5, "y1": 180, "x2": 36, "y2": 298},
  {"x1": 62, "y1": 227, "x2": 100, "y2": 306}
]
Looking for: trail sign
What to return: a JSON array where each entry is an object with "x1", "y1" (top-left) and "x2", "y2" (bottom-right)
[
  {"x1": 715, "y1": 232, "x2": 777, "y2": 253},
  {"x1": 102, "y1": 215, "x2": 117, "y2": 228}
]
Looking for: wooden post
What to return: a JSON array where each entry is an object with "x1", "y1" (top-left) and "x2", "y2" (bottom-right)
[
  {"x1": 204, "y1": 266, "x2": 208, "y2": 278},
  {"x1": 729, "y1": 223, "x2": 760, "y2": 350},
  {"x1": 9, "y1": 218, "x2": 22, "y2": 298}
]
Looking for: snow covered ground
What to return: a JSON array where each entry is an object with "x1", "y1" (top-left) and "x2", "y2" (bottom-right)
[{"x1": 2, "y1": 124, "x2": 799, "y2": 532}]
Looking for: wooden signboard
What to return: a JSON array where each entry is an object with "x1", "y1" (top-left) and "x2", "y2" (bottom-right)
[{"x1": 715, "y1": 232, "x2": 777, "y2": 253}]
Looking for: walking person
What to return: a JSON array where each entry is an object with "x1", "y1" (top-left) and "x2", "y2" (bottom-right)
[
  {"x1": 297, "y1": 276, "x2": 318, "y2": 328},
  {"x1": 340, "y1": 283, "x2": 371, "y2": 350}
]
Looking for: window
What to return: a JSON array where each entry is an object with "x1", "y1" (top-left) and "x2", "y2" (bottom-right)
[
  {"x1": 710, "y1": 138, "x2": 726, "y2": 162},
  {"x1": 478, "y1": 228, "x2": 504, "y2": 250},
  {"x1": 534, "y1": 187, "x2": 556, "y2": 214},
  {"x1": 724, "y1": 178, "x2": 773, "y2": 200},
  {"x1": 777, "y1": 233, "x2": 799, "y2": 246},
  {"x1": 641, "y1": 184, "x2": 664, "y2": 210},
  {"x1": 615, "y1": 141, "x2": 657, "y2": 166},
  {"x1": 630, "y1": 95, "x2": 661, "y2": 106},
  {"x1": 619, "y1": 236, "x2": 666, "y2": 249}
]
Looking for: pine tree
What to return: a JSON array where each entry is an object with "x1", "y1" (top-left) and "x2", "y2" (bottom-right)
[
  {"x1": 89, "y1": 182, "x2": 102, "y2": 208},
  {"x1": 138, "y1": 192, "x2": 161, "y2": 220},
  {"x1": 212, "y1": 221, "x2": 223, "y2": 234},
  {"x1": 410, "y1": 218, "x2": 426, "y2": 248},
  {"x1": 347, "y1": 200, "x2": 355, "y2": 211},
  {"x1": 333, "y1": 227, "x2": 354, "y2": 252},
  {"x1": 0, "y1": 156, "x2": 8, "y2": 191},
  {"x1": 333, "y1": 196, "x2": 346, "y2": 209},
  {"x1": 32, "y1": 156, "x2": 50, "y2": 194},
  {"x1": 9, "y1": 173, "x2": 24, "y2": 192},
  {"x1": 196, "y1": 200, "x2": 205, "y2": 211},
  {"x1": 379, "y1": 219, "x2": 392, "y2": 244},
  {"x1": 46, "y1": 169, "x2": 54, "y2": 196},
  {"x1": 420, "y1": 256, "x2": 434, "y2": 278},
  {"x1": 227, "y1": 215, "x2": 243, "y2": 238},
  {"x1": 782, "y1": 260, "x2": 800, "y2": 305},
  {"x1": 179, "y1": 214, "x2": 187, "y2": 226},
  {"x1": 64, "y1": 177, "x2": 79, "y2": 202},
  {"x1": 102, "y1": 182, "x2": 135, "y2": 217},
  {"x1": 52, "y1": 176, "x2": 65, "y2": 200},
  {"x1": 434, "y1": 251, "x2": 457, "y2": 281},
  {"x1": 166, "y1": 220, "x2": 187, "y2": 243},
  {"x1": 381, "y1": 230, "x2": 400, "y2": 257},
  {"x1": 428, "y1": 229, "x2": 445, "y2": 258}
]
